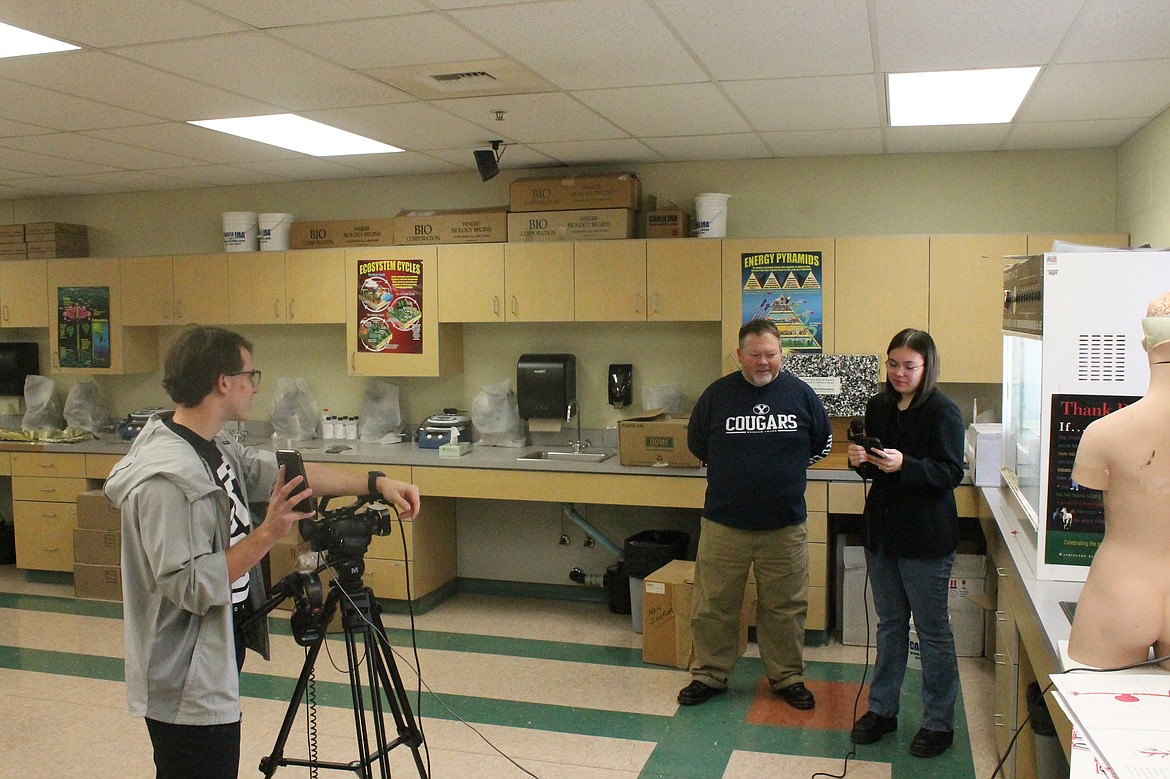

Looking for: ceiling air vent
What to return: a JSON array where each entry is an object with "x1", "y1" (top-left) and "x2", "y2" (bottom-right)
[
  {"x1": 1077, "y1": 333, "x2": 1126, "y2": 382},
  {"x1": 426, "y1": 70, "x2": 500, "y2": 92}
]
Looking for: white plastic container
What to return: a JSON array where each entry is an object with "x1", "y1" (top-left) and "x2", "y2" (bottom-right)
[
  {"x1": 694, "y1": 193, "x2": 730, "y2": 238},
  {"x1": 344, "y1": 416, "x2": 358, "y2": 440},
  {"x1": 222, "y1": 211, "x2": 258, "y2": 252},
  {"x1": 259, "y1": 213, "x2": 294, "y2": 251}
]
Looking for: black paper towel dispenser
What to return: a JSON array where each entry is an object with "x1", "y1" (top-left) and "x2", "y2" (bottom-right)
[{"x1": 517, "y1": 354, "x2": 575, "y2": 419}]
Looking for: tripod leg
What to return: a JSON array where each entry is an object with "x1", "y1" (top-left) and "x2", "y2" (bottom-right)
[{"x1": 364, "y1": 594, "x2": 429, "y2": 778}]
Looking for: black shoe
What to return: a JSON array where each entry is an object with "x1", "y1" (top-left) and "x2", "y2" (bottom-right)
[
  {"x1": 677, "y1": 680, "x2": 726, "y2": 706},
  {"x1": 773, "y1": 681, "x2": 816, "y2": 710},
  {"x1": 850, "y1": 711, "x2": 898, "y2": 744},
  {"x1": 909, "y1": 727, "x2": 954, "y2": 758}
]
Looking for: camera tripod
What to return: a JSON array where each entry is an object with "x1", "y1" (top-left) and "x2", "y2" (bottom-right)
[{"x1": 259, "y1": 570, "x2": 428, "y2": 779}]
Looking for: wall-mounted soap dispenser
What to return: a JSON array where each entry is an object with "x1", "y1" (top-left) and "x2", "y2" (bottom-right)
[{"x1": 608, "y1": 363, "x2": 632, "y2": 409}]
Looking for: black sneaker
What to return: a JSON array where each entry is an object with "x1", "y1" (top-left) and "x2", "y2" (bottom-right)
[
  {"x1": 850, "y1": 711, "x2": 898, "y2": 744},
  {"x1": 909, "y1": 727, "x2": 954, "y2": 758},
  {"x1": 677, "y1": 680, "x2": 726, "y2": 706},
  {"x1": 773, "y1": 681, "x2": 816, "y2": 710}
]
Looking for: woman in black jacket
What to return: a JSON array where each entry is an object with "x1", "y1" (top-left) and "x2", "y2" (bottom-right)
[{"x1": 846, "y1": 329, "x2": 965, "y2": 758}]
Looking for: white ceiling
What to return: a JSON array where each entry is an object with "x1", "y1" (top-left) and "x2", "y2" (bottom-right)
[{"x1": 0, "y1": 0, "x2": 1166, "y2": 199}]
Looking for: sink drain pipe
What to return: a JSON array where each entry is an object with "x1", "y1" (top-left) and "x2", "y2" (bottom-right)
[{"x1": 563, "y1": 503, "x2": 622, "y2": 588}]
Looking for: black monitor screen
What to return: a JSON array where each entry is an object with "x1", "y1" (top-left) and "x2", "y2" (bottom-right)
[{"x1": 0, "y1": 342, "x2": 39, "y2": 396}]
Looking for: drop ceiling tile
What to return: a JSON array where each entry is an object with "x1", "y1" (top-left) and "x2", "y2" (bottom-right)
[
  {"x1": 0, "y1": 1, "x2": 248, "y2": 48},
  {"x1": 0, "y1": 79, "x2": 160, "y2": 131},
  {"x1": 1058, "y1": 0, "x2": 1170, "y2": 63},
  {"x1": 884, "y1": 124, "x2": 1012, "y2": 154},
  {"x1": 724, "y1": 75, "x2": 882, "y2": 132},
  {"x1": 1020, "y1": 60, "x2": 1170, "y2": 122},
  {"x1": 268, "y1": 13, "x2": 499, "y2": 70},
  {"x1": 874, "y1": 0, "x2": 1082, "y2": 72},
  {"x1": 194, "y1": 0, "x2": 426, "y2": 28},
  {"x1": 425, "y1": 144, "x2": 559, "y2": 171},
  {"x1": 436, "y1": 93, "x2": 626, "y2": 143},
  {"x1": 83, "y1": 124, "x2": 303, "y2": 165},
  {"x1": 305, "y1": 102, "x2": 511, "y2": 151},
  {"x1": 151, "y1": 165, "x2": 292, "y2": 187},
  {"x1": 324, "y1": 151, "x2": 466, "y2": 177},
  {"x1": 238, "y1": 157, "x2": 377, "y2": 181},
  {"x1": 759, "y1": 128, "x2": 885, "y2": 158},
  {"x1": 527, "y1": 138, "x2": 664, "y2": 166},
  {"x1": 9, "y1": 177, "x2": 120, "y2": 196},
  {"x1": 71, "y1": 170, "x2": 203, "y2": 192},
  {"x1": 0, "y1": 133, "x2": 199, "y2": 170},
  {"x1": 0, "y1": 118, "x2": 55, "y2": 138},
  {"x1": 0, "y1": 182, "x2": 51, "y2": 199},
  {"x1": 450, "y1": 0, "x2": 706, "y2": 89},
  {"x1": 1003, "y1": 118, "x2": 1149, "y2": 150},
  {"x1": 573, "y1": 84, "x2": 752, "y2": 136},
  {"x1": 117, "y1": 33, "x2": 412, "y2": 112},
  {"x1": 0, "y1": 147, "x2": 117, "y2": 177},
  {"x1": 656, "y1": 0, "x2": 873, "y2": 80},
  {"x1": 641, "y1": 133, "x2": 772, "y2": 161},
  {"x1": 0, "y1": 51, "x2": 282, "y2": 122}
]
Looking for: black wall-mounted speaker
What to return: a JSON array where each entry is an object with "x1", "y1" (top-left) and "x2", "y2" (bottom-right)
[{"x1": 474, "y1": 149, "x2": 499, "y2": 181}]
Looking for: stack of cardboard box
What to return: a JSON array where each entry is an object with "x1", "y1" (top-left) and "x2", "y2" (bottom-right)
[
  {"x1": 25, "y1": 222, "x2": 89, "y2": 260},
  {"x1": 74, "y1": 490, "x2": 122, "y2": 601},
  {"x1": 0, "y1": 224, "x2": 25, "y2": 260},
  {"x1": 507, "y1": 173, "x2": 640, "y2": 242}
]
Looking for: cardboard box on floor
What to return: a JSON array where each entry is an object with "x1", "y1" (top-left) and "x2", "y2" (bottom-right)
[
  {"x1": 840, "y1": 542, "x2": 987, "y2": 656},
  {"x1": 77, "y1": 489, "x2": 121, "y2": 531},
  {"x1": 642, "y1": 559, "x2": 754, "y2": 669},
  {"x1": 74, "y1": 528, "x2": 120, "y2": 566},
  {"x1": 75, "y1": 563, "x2": 122, "y2": 601},
  {"x1": 618, "y1": 411, "x2": 700, "y2": 467}
]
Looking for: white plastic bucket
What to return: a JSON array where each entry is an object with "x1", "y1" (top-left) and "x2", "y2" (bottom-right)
[
  {"x1": 694, "y1": 193, "x2": 730, "y2": 238},
  {"x1": 259, "y1": 213, "x2": 294, "y2": 251},
  {"x1": 222, "y1": 212, "x2": 258, "y2": 252}
]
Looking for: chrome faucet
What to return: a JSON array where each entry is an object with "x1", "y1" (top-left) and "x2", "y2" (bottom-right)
[{"x1": 566, "y1": 400, "x2": 591, "y2": 452}]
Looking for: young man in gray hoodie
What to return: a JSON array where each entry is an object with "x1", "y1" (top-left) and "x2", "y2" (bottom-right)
[{"x1": 104, "y1": 326, "x2": 420, "y2": 779}]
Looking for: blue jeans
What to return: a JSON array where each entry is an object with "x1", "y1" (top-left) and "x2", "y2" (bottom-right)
[{"x1": 865, "y1": 549, "x2": 958, "y2": 731}]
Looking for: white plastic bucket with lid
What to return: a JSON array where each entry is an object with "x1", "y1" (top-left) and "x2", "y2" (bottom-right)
[
  {"x1": 259, "y1": 213, "x2": 294, "y2": 251},
  {"x1": 222, "y1": 211, "x2": 258, "y2": 252},
  {"x1": 694, "y1": 193, "x2": 730, "y2": 238}
]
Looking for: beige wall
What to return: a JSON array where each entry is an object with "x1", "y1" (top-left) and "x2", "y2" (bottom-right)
[{"x1": 1118, "y1": 106, "x2": 1170, "y2": 248}]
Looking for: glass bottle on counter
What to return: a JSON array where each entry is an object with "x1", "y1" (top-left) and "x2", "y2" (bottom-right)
[{"x1": 344, "y1": 416, "x2": 359, "y2": 440}]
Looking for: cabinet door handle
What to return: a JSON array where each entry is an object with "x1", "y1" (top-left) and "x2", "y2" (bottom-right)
[
  {"x1": 288, "y1": 300, "x2": 295, "y2": 320},
  {"x1": 652, "y1": 293, "x2": 660, "y2": 315},
  {"x1": 2, "y1": 304, "x2": 8, "y2": 322},
  {"x1": 274, "y1": 299, "x2": 280, "y2": 319},
  {"x1": 996, "y1": 567, "x2": 1007, "y2": 577},
  {"x1": 510, "y1": 295, "x2": 518, "y2": 316},
  {"x1": 993, "y1": 714, "x2": 1005, "y2": 726},
  {"x1": 493, "y1": 295, "x2": 500, "y2": 317},
  {"x1": 176, "y1": 300, "x2": 183, "y2": 321},
  {"x1": 995, "y1": 610, "x2": 1007, "y2": 622},
  {"x1": 634, "y1": 293, "x2": 642, "y2": 313}
]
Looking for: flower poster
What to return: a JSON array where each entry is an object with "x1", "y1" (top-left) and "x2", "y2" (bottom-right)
[
  {"x1": 355, "y1": 257, "x2": 423, "y2": 355},
  {"x1": 57, "y1": 287, "x2": 111, "y2": 369},
  {"x1": 740, "y1": 251, "x2": 824, "y2": 353}
]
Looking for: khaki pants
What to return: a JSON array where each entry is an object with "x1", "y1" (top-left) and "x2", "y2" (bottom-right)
[{"x1": 689, "y1": 517, "x2": 808, "y2": 690}]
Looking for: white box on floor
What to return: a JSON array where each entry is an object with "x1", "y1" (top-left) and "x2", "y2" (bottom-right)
[{"x1": 841, "y1": 545, "x2": 986, "y2": 656}]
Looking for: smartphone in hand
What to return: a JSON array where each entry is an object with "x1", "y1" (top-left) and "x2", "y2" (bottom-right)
[
  {"x1": 276, "y1": 449, "x2": 316, "y2": 514},
  {"x1": 857, "y1": 436, "x2": 886, "y2": 459}
]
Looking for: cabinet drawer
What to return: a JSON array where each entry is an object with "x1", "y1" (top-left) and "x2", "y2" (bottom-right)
[
  {"x1": 11, "y1": 451, "x2": 87, "y2": 478},
  {"x1": 807, "y1": 511, "x2": 827, "y2": 543},
  {"x1": 828, "y1": 482, "x2": 866, "y2": 514},
  {"x1": 805, "y1": 481, "x2": 827, "y2": 513},
  {"x1": 15, "y1": 528, "x2": 75, "y2": 571},
  {"x1": 86, "y1": 453, "x2": 124, "y2": 480},
  {"x1": 0, "y1": 451, "x2": 10, "y2": 475},
  {"x1": 808, "y1": 541, "x2": 828, "y2": 587},
  {"x1": 363, "y1": 558, "x2": 410, "y2": 600},
  {"x1": 807, "y1": 585, "x2": 827, "y2": 631},
  {"x1": 367, "y1": 521, "x2": 413, "y2": 561},
  {"x1": 13, "y1": 476, "x2": 91, "y2": 503},
  {"x1": 955, "y1": 485, "x2": 978, "y2": 517},
  {"x1": 14, "y1": 501, "x2": 78, "y2": 534}
]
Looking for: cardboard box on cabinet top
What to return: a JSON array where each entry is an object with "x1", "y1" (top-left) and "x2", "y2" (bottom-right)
[
  {"x1": 509, "y1": 172, "x2": 640, "y2": 212},
  {"x1": 289, "y1": 219, "x2": 394, "y2": 249},
  {"x1": 393, "y1": 207, "x2": 507, "y2": 245}
]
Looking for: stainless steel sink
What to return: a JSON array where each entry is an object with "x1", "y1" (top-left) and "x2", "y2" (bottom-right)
[{"x1": 517, "y1": 448, "x2": 615, "y2": 463}]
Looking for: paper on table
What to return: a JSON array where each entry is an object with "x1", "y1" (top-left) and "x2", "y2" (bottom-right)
[{"x1": 528, "y1": 418, "x2": 563, "y2": 433}]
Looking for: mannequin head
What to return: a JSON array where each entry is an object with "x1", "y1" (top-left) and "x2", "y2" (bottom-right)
[{"x1": 1142, "y1": 291, "x2": 1170, "y2": 352}]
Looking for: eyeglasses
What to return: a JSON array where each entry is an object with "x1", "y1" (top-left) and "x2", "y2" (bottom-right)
[
  {"x1": 885, "y1": 360, "x2": 923, "y2": 373},
  {"x1": 225, "y1": 369, "x2": 262, "y2": 388}
]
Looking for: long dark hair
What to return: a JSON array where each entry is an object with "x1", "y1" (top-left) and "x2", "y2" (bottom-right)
[{"x1": 883, "y1": 328, "x2": 940, "y2": 408}]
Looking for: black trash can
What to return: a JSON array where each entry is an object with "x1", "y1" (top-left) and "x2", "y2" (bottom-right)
[
  {"x1": 605, "y1": 561, "x2": 631, "y2": 615},
  {"x1": 0, "y1": 520, "x2": 15, "y2": 565},
  {"x1": 1026, "y1": 681, "x2": 1069, "y2": 778},
  {"x1": 624, "y1": 530, "x2": 690, "y2": 632}
]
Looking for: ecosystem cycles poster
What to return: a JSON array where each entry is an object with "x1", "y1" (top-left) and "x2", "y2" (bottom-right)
[
  {"x1": 355, "y1": 257, "x2": 423, "y2": 355},
  {"x1": 1044, "y1": 393, "x2": 1139, "y2": 567},
  {"x1": 741, "y1": 251, "x2": 823, "y2": 353},
  {"x1": 57, "y1": 286, "x2": 111, "y2": 369}
]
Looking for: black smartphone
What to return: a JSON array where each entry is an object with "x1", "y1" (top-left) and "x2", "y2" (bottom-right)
[
  {"x1": 857, "y1": 436, "x2": 886, "y2": 458},
  {"x1": 276, "y1": 449, "x2": 316, "y2": 514}
]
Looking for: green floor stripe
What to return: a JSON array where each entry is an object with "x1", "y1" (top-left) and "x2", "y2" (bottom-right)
[
  {"x1": 0, "y1": 645, "x2": 124, "y2": 681},
  {"x1": 0, "y1": 591, "x2": 123, "y2": 619}
]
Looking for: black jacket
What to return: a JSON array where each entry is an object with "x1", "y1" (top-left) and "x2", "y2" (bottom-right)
[{"x1": 857, "y1": 389, "x2": 965, "y2": 558}]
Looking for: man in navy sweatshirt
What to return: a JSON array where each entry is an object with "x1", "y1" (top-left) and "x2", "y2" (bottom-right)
[{"x1": 678, "y1": 319, "x2": 831, "y2": 709}]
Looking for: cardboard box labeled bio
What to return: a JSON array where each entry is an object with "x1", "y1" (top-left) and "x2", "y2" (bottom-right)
[
  {"x1": 510, "y1": 172, "x2": 640, "y2": 212},
  {"x1": 77, "y1": 489, "x2": 121, "y2": 531},
  {"x1": 841, "y1": 543, "x2": 986, "y2": 656},
  {"x1": 74, "y1": 563, "x2": 122, "y2": 601},
  {"x1": 644, "y1": 207, "x2": 691, "y2": 238},
  {"x1": 642, "y1": 559, "x2": 752, "y2": 668},
  {"x1": 618, "y1": 412, "x2": 700, "y2": 467},
  {"x1": 508, "y1": 208, "x2": 636, "y2": 243},
  {"x1": 394, "y1": 207, "x2": 507, "y2": 245},
  {"x1": 289, "y1": 219, "x2": 394, "y2": 249}
]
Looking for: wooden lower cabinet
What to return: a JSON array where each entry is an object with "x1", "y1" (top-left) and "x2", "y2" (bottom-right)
[{"x1": 10, "y1": 452, "x2": 93, "y2": 572}]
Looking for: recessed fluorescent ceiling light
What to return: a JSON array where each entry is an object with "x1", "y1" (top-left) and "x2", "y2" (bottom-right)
[
  {"x1": 887, "y1": 67, "x2": 1040, "y2": 126},
  {"x1": 189, "y1": 114, "x2": 403, "y2": 156},
  {"x1": 0, "y1": 21, "x2": 79, "y2": 58}
]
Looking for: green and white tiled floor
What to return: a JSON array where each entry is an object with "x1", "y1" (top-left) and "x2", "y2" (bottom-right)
[{"x1": 0, "y1": 566, "x2": 998, "y2": 778}]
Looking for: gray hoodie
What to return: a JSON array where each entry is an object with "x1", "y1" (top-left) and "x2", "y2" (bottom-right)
[{"x1": 104, "y1": 414, "x2": 278, "y2": 725}]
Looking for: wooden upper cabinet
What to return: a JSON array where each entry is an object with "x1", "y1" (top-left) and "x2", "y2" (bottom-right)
[
  {"x1": 929, "y1": 234, "x2": 1026, "y2": 383},
  {"x1": 286, "y1": 249, "x2": 346, "y2": 324},
  {"x1": 173, "y1": 254, "x2": 229, "y2": 325},
  {"x1": 1026, "y1": 233, "x2": 1129, "y2": 254},
  {"x1": 437, "y1": 243, "x2": 506, "y2": 323},
  {"x1": 228, "y1": 251, "x2": 285, "y2": 324},
  {"x1": 0, "y1": 259, "x2": 48, "y2": 328},
  {"x1": 504, "y1": 242, "x2": 574, "y2": 322},
  {"x1": 647, "y1": 238, "x2": 721, "y2": 321},
  {"x1": 119, "y1": 256, "x2": 174, "y2": 325},
  {"x1": 574, "y1": 239, "x2": 646, "y2": 321},
  {"x1": 834, "y1": 236, "x2": 929, "y2": 358}
]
